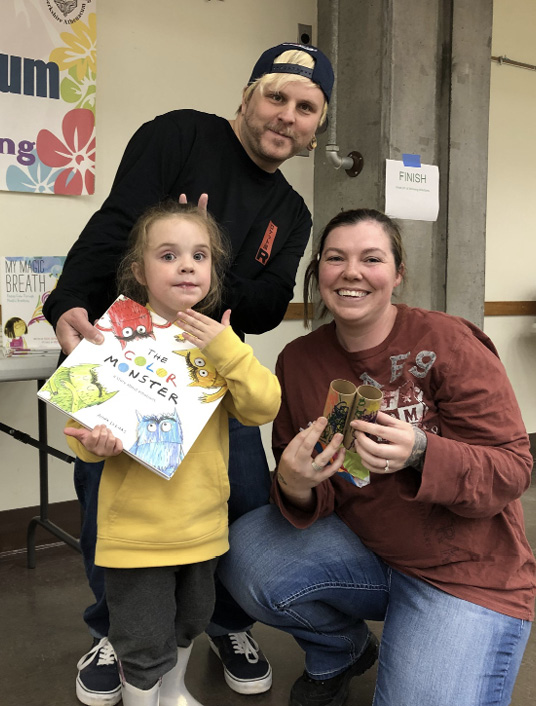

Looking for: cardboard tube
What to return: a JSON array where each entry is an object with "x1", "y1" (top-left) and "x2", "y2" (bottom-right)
[
  {"x1": 319, "y1": 379, "x2": 357, "y2": 445},
  {"x1": 343, "y1": 384, "x2": 383, "y2": 449}
]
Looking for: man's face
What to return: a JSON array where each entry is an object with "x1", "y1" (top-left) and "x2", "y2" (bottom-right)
[{"x1": 237, "y1": 80, "x2": 325, "y2": 172}]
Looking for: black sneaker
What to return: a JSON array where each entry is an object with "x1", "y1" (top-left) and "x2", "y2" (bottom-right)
[
  {"x1": 289, "y1": 633, "x2": 379, "y2": 706},
  {"x1": 208, "y1": 631, "x2": 272, "y2": 694},
  {"x1": 75, "y1": 637, "x2": 121, "y2": 706}
]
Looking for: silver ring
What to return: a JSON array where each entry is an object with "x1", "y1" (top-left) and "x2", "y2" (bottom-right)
[
  {"x1": 384, "y1": 459, "x2": 389, "y2": 472},
  {"x1": 311, "y1": 459, "x2": 325, "y2": 472}
]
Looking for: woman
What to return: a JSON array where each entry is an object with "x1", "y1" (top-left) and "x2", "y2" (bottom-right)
[{"x1": 217, "y1": 209, "x2": 535, "y2": 706}]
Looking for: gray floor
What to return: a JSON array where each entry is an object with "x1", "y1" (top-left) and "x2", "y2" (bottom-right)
[{"x1": 1, "y1": 486, "x2": 535, "y2": 706}]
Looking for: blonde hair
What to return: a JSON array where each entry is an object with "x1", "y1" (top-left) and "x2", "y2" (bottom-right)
[
  {"x1": 117, "y1": 201, "x2": 231, "y2": 317},
  {"x1": 240, "y1": 50, "x2": 329, "y2": 126}
]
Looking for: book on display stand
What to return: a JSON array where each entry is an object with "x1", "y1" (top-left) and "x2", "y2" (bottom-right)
[{"x1": 0, "y1": 256, "x2": 65, "y2": 357}]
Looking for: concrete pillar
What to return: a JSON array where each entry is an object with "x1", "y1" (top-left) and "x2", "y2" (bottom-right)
[{"x1": 315, "y1": 0, "x2": 492, "y2": 326}]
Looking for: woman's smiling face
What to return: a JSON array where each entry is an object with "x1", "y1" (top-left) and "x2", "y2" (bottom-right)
[{"x1": 318, "y1": 220, "x2": 403, "y2": 331}]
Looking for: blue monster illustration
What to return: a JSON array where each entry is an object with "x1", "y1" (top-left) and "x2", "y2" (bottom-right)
[{"x1": 129, "y1": 409, "x2": 184, "y2": 478}]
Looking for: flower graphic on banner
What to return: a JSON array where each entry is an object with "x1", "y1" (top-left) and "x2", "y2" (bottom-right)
[
  {"x1": 6, "y1": 151, "x2": 63, "y2": 194},
  {"x1": 49, "y1": 13, "x2": 97, "y2": 81},
  {"x1": 61, "y1": 65, "x2": 96, "y2": 113},
  {"x1": 36, "y1": 109, "x2": 96, "y2": 195}
]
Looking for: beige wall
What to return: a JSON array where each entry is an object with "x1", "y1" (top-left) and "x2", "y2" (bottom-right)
[
  {"x1": 0, "y1": 0, "x2": 315, "y2": 511},
  {"x1": 484, "y1": 0, "x2": 536, "y2": 433}
]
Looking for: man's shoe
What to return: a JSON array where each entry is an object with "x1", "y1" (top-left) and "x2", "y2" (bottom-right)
[
  {"x1": 76, "y1": 637, "x2": 122, "y2": 706},
  {"x1": 208, "y1": 631, "x2": 272, "y2": 694},
  {"x1": 289, "y1": 633, "x2": 379, "y2": 706}
]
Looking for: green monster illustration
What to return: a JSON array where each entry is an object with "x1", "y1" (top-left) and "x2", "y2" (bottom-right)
[{"x1": 42, "y1": 363, "x2": 118, "y2": 413}]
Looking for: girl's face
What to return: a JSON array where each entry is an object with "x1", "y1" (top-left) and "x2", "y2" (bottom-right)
[
  {"x1": 318, "y1": 220, "x2": 403, "y2": 331},
  {"x1": 13, "y1": 319, "x2": 26, "y2": 336},
  {"x1": 133, "y1": 216, "x2": 212, "y2": 322}
]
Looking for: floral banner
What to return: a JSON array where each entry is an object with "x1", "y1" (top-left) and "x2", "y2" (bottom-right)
[{"x1": 0, "y1": 0, "x2": 96, "y2": 195}]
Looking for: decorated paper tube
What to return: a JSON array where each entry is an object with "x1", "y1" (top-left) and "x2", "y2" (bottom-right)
[
  {"x1": 343, "y1": 384, "x2": 384, "y2": 449},
  {"x1": 319, "y1": 379, "x2": 357, "y2": 446}
]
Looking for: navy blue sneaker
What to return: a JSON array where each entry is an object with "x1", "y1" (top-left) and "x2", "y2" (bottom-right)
[
  {"x1": 75, "y1": 637, "x2": 121, "y2": 706},
  {"x1": 208, "y1": 631, "x2": 272, "y2": 694}
]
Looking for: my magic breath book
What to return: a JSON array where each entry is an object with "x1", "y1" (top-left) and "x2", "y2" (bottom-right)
[
  {"x1": 1, "y1": 256, "x2": 65, "y2": 355},
  {"x1": 37, "y1": 295, "x2": 227, "y2": 479}
]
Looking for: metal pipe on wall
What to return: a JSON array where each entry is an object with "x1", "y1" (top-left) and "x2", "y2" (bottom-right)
[{"x1": 325, "y1": 0, "x2": 362, "y2": 175}]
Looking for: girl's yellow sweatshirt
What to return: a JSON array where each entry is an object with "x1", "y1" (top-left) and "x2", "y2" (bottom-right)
[{"x1": 65, "y1": 326, "x2": 280, "y2": 569}]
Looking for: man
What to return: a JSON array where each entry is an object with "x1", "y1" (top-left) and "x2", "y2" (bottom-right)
[{"x1": 44, "y1": 42, "x2": 333, "y2": 706}]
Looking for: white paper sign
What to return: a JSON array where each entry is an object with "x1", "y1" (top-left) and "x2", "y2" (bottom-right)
[{"x1": 385, "y1": 159, "x2": 439, "y2": 221}]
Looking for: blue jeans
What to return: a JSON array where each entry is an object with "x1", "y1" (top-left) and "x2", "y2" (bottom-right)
[
  {"x1": 75, "y1": 419, "x2": 271, "y2": 638},
  {"x1": 74, "y1": 457, "x2": 108, "y2": 639},
  {"x1": 218, "y1": 505, "x2": 532, "y2": 706}
]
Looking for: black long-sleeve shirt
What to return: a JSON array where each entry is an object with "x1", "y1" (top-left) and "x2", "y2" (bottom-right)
[{"x1": 44, "y1": 110, "x2": 312, "y2": 337}]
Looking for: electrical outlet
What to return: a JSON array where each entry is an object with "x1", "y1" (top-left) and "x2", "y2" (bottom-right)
[{"x1": 297, "y1": 24, "x2": 313, "y2": 46}]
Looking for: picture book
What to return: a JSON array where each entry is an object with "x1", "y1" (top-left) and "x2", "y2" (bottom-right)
[
  {"x1": 1, "y1": 256, "x2": 65, "y2": 356},
  {"x1": 37, "y1": 295, "x2": 227, "y2": 480}
]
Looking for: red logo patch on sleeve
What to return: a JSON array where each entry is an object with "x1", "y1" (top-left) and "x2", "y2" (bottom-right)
[{"x1": 255, "y1": 221, "x2": 278, "y2": 265}]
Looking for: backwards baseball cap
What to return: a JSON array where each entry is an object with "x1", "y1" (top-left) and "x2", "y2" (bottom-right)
[{"x1": 248, "y1": 42, "x2": 334, "y2": 103}]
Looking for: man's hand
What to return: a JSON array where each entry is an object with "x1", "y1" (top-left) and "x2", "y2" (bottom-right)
[
  {"x1": 56, "y1": 308, "x2": 104, "y2": 355},
  {"x1": 179, "y1": 192, "x2": 208, "y2": 212}
]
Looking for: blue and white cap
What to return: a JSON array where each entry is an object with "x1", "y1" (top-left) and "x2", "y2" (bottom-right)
[{"x1": 248, "y1": 42, "x2": 334, "y2": 103}]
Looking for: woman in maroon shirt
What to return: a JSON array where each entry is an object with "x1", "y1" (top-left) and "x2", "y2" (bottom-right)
[{"x1": 218, "y1": 208, "x2": 535, "y2": 706}]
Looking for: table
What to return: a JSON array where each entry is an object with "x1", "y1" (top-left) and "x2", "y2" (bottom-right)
[{"x1": 0, "y1": 354, "x2": 80, "y2": 567}]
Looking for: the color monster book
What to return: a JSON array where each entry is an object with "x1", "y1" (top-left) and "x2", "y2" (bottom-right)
[
  {"x1": 37, "y1": 295, "x2": 228, "y2": 479},
  {"x1": 0, "y1": 256, "x2": 65, "y2": 355}
]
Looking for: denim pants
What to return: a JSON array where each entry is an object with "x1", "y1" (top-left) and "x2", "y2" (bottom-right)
[
  {"x1": 217, "y1": 505, "x2": 532, "y2": 706},
  {"x1": 74, "y1": 419, "x2": 271, "y2": 639}
]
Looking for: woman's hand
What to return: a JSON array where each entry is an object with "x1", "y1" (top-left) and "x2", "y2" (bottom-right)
[
  {"x1": 350, "y1": 411, "x2": 427, "y2": 474},
  {"x1": 177, "y1": 308, "x2": 231, "y2": 348},
  {"x1": 276, "y1": 417, "x2": 346, "y2": 509},
  {"x1": 64, "y1": 424, "x2": 123, "y2": 457}
]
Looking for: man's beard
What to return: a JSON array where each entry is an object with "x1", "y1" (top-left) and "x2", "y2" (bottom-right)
[{"x1": 242, "y1": 112, "x2": 301, "y2": 163}]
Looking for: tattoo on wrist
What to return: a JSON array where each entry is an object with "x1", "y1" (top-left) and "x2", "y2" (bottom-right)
[
  {"x1": 277, "y1": 472, "x2": 288, "y2": 486},
  {"x1": 406, "y1": 427, "x2": 427, "y2": 472}
]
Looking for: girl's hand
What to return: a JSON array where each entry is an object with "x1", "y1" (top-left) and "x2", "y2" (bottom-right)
[
  {"x1": 64, "y1": 424, "x2": 123, "y2": 457},
  {"x1": 177, "y1": 308, "x2": 231, "y2": 348},
  {"x1": 350, "y1": 411, "x2": 426, "y2": 474},
  {"x1": 276, "y1": 417, "x2": 345, "y2": 508}
]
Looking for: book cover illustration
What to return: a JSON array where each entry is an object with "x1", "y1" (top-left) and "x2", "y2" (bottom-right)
[
  {"x1": 37, "y1": 296, "x2": 228, "y2": 479},
  {"x1": 1, "y1": 256, "x2": 65, "y2": 355},
  {"x1": 318, "y1": 380, "x2": 383, "y2": 488}
]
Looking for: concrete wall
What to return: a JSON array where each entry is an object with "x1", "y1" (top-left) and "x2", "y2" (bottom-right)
[{"x1": 315, "y1": 0, "x2": 492, "y2": 325}]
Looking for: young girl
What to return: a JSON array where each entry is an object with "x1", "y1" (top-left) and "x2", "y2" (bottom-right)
[{"x1": 64, "y1": 200, "x2": 281, "y2": 706}]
